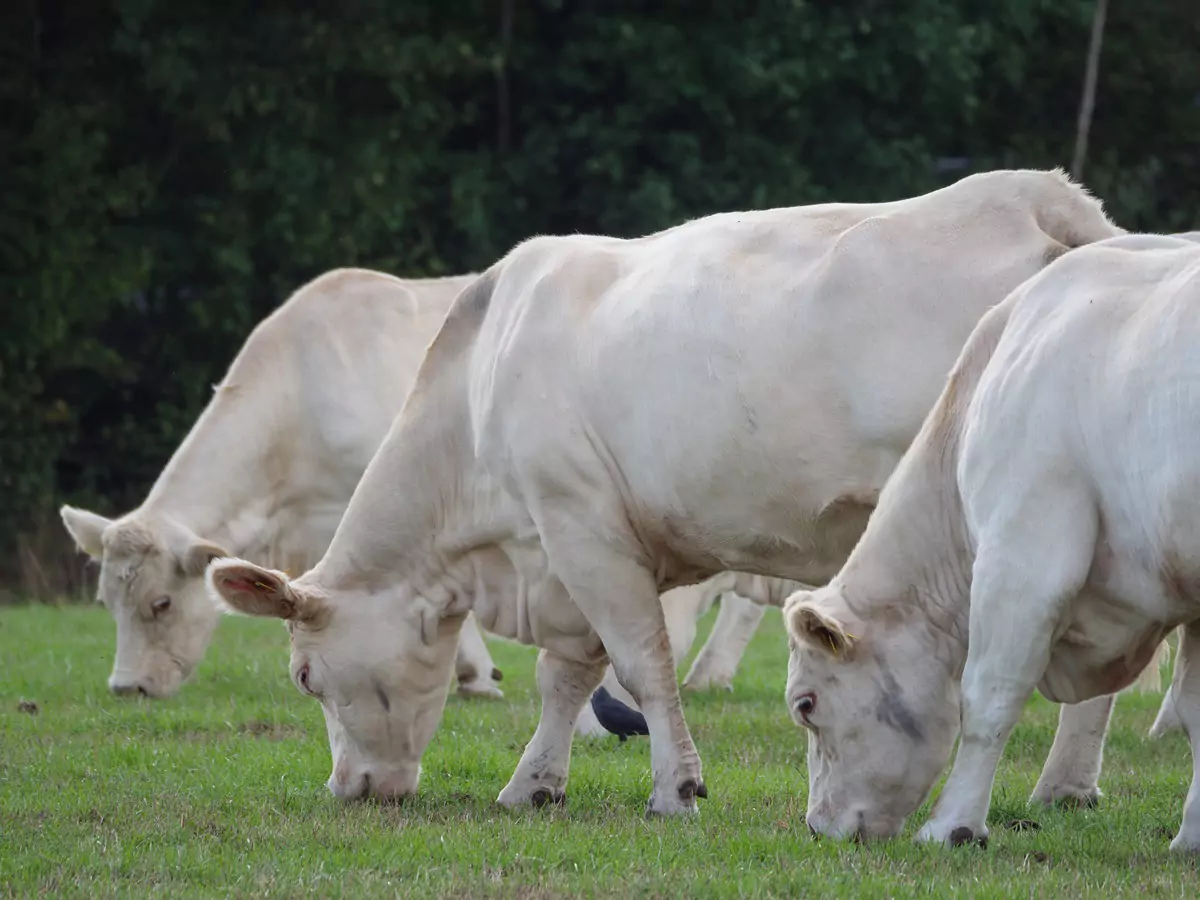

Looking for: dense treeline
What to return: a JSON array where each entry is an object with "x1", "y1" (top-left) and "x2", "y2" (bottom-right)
[{"x1": 3, "y1": 0, "x2": 1198, "y2": 592}]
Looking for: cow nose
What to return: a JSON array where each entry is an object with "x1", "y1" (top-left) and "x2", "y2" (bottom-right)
[
  {"x1": 109, "y1": 680, "x2": 149, "y2": 697},
  {"x1": 327, "y1": 770, "x2": 371, "y2": 802}
]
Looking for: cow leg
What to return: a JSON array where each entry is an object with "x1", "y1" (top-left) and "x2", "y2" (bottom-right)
[
  {"x1": 1151, "y1": 632, "x2": 1183, "y2": 738},
  {"x1": 574, "y1": 568, "x2": 702, "y2": 814},
  {"x1": 454, "y1": 612, "x2": 504, "y2": 699},
  {"x1": 918, "y1": 488, "x2": 1095, "y2": 848},
  {"x1": 1151, "y1": 683, "x2": 1184, "y2": 738},
  {"x1": 1029, "y1": 695, "x2": 1114, "y2": 808},
  {"x1": 683, "y1": 593, "x2": 766, "y2": 691},
  {"x1": 1169, "y1": 621, "x2": 1200, "y2": 852},
  {"x1": 533, "y1": 527, "x2": 703, "y2": 815},
  {"x1": 497, "y1": 648, "x2": 605, "y2": 808}
]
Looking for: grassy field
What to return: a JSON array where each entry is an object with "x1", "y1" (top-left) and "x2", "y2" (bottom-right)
[{"x1": 1, "y1": 604, "x2": 1197, "y2": 899}]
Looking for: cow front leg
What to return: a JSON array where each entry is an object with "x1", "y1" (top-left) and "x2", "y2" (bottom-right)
[
  {"x1": 683, "y1": 592, "x2": 766, "y2": 691},
  {"x1": 454, "y1": 612, "x2": 504, "y2": 699},
  {"x1": 534, "y1": 522, "x2": 704, "y2": 815},
  {"x1": 1030, "y1": 695, "x2": 1114, "y2": 808},
  {"x1": 1169, "y1": 621, "x2": 1200, "y2": 853},
  {"x1": 918, "y1": 493, "x2": 1095, "y2": 848},
  {"x1": 498, "y1": 649, "x2": 606, "y2": 809}
]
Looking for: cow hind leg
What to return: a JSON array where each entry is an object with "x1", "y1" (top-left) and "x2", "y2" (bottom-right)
[
  {"x1": 454, "y1": 612, "x2": 504, "y2": 699},
  {"x1": 1030, "y1": 695, "x2": 1115, "y2": 808},
  {"x1": 1169, "y1": 620, "x2": 1200, "y2": 853},
  {"x1": 918, "y1": 483, "x2": 1096, "y2": 848},
  {"x1": 1150, "y1": 632, "x2": 1183, "y2": 739},
  {"x1": 497, "y1": 649, "x2": 606, "y2": 809},
  {"x1": 683, "y1": 592, "x2": 766, "y2": 692}
]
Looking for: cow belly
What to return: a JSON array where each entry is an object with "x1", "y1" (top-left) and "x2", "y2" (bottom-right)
[{"x1": 1041, "y1": 624, "x2": 1168, "y2": 703}]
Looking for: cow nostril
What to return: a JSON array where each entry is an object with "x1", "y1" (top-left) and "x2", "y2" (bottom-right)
[{"x1": 851, "y1": 809, "x2": 867, "y2": 844}]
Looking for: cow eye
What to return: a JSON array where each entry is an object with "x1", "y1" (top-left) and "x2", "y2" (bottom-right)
[
  {"x1": 795, "y1": 692, "x2": 816, "y2": 723},
  {"x1": 151, "y1": 596, "x2": 171, "y2": 616},
  {"x1": 297, "y1": 663, "x2": 314, "y2": 695}
]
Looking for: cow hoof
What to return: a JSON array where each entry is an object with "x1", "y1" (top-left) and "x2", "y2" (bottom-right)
[
  {"x1": 1169, "y1": 831, "x2": 1200, "y2": 854},
  {"x1": 645, "y1": 790, "x2": 700, "y2": 817},
  {"x1": 530, "y1": 788, "x2": 565, "y2": 809},
  {"x1": 496, "y1": 782, "x2": 564, "y2": 809},
  {"x1": 917, "y1": 820, "x2": 989, "y2": 848},
  {"x1": 949, "y1": 827, "x2": 988, "y2": 849},
  {"x1": 457, "y1": 681, "x2": 504, "y2": 700},
  {"x1": 1030, "y1": 784, "x2": 1101, "y2": 810},
  {"x1": 678, "y1": 778, "x2": 709, "y2": 801}
]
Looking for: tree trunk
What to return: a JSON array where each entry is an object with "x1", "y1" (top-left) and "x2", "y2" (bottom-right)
[{"x1": 1071, "y1": 0, "x2": 1109, "y2": 180}]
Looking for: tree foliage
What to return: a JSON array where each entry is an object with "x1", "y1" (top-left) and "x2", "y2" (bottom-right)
[{"x1": 3, "y1": 0, "x2": 1198, "y2": 577}]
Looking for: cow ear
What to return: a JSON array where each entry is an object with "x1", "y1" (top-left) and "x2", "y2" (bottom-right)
[
  {"x1": 785, "y1": 596, "x2": 857, "y2": 658},
  {"x1": 179, "y1": 538, "x2": 229, "y2": 578},
  {"x1": 60, "y1": 506, "x2": 113, "y2": 559},
  {"x1": 206, "y1": 558, "x2": 318, "y2": 622}
]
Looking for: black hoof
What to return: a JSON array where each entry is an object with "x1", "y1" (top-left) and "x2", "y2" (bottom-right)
[
  {"x1": 491, "y1": 667, "x2": 503, "y2": 683},
  {"x1": 949, "y1": 826, "x2": 988, "y2": 849},
  {"x1": 678, "y1": 779, "x2": 708, "y2": 802},
  {"x1": 530, "y1": 788, "x2": 564, "y2": 809}
]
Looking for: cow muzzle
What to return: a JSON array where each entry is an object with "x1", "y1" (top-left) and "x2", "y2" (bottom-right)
[
  {"x1": 108, "y1": 677, "x2": 151, "y2": 697},
  {"x1": 327, "y1": 762, "x2": 419, "y2": 804},
  {"x1": 806, "y1": 804, "x2": 903, "y2": 842}
]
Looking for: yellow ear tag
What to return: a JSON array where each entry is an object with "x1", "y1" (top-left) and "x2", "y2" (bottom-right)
[{"x1": 253, "y1": 581, "x2": 271, "y2": 591}]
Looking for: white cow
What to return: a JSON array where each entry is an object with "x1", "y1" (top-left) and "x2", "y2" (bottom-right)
[
  {"x1": 784, "y1": 234, "x2": 1200, "y2": 851},
  {"x1": 61, "y1": 269, "x2": 502, "y2": 700},
  {"x1": 207, "y1": 169, "x2": 1127, "y2": 815}
]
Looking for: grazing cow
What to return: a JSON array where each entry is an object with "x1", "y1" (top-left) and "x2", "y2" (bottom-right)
[
  {"x1": 207, "y1": 169, "x2": 1126, "y2": 815},
  {"x1": 61, "y1": 269, "x2": 502, "y2": 700},
  {"x1": 784, "y1": 234, "x2": 1200, "y2": 851}
]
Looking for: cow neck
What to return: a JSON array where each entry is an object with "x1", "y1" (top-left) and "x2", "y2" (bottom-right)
[
  {"x1": 836, "y1": 421, "x2": 974, "y2": 675},
  {"x1": 140, "y1": 376, "x2": 292, "y2": 554}
]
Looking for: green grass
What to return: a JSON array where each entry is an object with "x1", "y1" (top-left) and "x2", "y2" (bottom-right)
[{"x1": 0, "y1": 605, "x2": 1197, "y2": 899}]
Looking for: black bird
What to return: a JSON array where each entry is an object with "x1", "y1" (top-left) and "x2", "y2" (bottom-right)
[{"x1": 590, "y1": 687, "x2": 649, "y2": 741}]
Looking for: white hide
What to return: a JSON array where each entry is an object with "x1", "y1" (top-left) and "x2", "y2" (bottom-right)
[
  {"x1": 785, "y1": 235, "x2": 1200, "y2": 851},
  {"x1": 61, "y1": 269, "x2": 501, "y2": 699},
  {"x1": 208, "y1": 169, "x2": 1126, "y2": 815}
]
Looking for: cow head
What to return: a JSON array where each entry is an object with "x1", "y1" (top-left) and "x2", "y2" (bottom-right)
[
  {"x1": 783, "y1": 585, "x2": 960, "y2": 840},
  {"x1": 206, "y1": 557, "x2": 462, "y2": 803},
  {"x1": 60, "y1": 505, "x2": 226, "y2": 697}
]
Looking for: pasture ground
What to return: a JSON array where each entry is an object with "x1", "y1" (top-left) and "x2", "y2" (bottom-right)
[{"x1": 1, "y1": 603, "x2": 1198, "y2": 899}]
